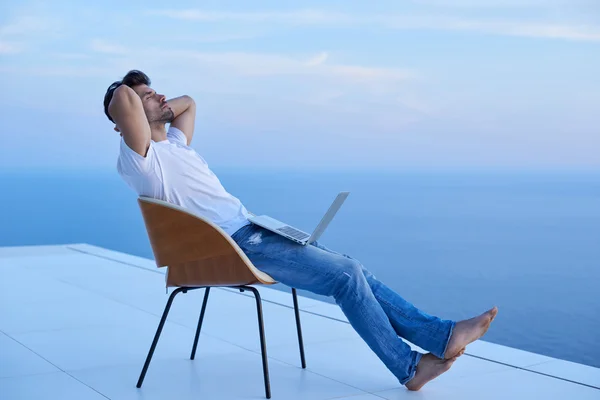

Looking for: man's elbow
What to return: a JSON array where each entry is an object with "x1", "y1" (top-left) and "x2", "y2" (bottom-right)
[
  {"x1": 184, "y1": 95, "x2": 196, "y2": 109},
  {"x1": 108, "y1": 85, "x2": 142, "y2": 123},
  {"x1": 109, "y1": 86, "x2": 135, "y2": 112},
  {"x1": 112, "y1": 85, "x2": 136, "y2": 102}
]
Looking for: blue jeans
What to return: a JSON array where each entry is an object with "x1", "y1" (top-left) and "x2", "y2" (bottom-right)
[{"x1": 231, "y1": 224, "x2": 455, "y2": 385}]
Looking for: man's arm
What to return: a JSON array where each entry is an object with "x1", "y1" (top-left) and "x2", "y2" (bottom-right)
[
  {"x1": 109, "y1": 85, "x2": 151, "y2": 157},
  {"x1": 167, "y1": 95, "x2": 196, "y2": 145}
]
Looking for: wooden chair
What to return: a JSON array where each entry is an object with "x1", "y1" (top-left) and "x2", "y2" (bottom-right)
[{"x1": 135, "y1": 196, "x2": 306, "y2": 399}]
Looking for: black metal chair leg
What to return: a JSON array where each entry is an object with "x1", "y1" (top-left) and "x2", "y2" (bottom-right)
[
  {"x1": 241, "y1": 285, "x2": 271, "y2": 399},
  {"x1": 190, "y1": 287, "x2": 211, "y2": 360},
  {"x1": 137, "y1": 287, "x2": 187, "y2": 388},
  {"x1": 291, "y1": 288, "x2": 307, "y2": 368}
]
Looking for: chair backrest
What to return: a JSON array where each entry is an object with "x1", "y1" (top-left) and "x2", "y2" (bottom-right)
[{"x1": 138, "y1": 196, "x2": 274, "y2": 287}]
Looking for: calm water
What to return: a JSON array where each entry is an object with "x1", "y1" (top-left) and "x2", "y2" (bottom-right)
[{"x1": 1, "y1": 169, "x2": 599, "y2": 368}]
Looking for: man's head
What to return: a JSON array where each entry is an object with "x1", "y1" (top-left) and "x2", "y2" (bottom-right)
[{"x1": 103, "y1": 70, "x2": 174, "y2": 126}]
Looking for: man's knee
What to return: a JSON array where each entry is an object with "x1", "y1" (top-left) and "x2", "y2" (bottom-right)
[
  {"x1": 331, "y1": 258, "x2": 365, "y2": 297},
  {"x1": 340, "y1": 258, "x2": 363, "y2": 278}
]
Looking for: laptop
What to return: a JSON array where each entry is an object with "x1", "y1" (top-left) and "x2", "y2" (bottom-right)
[{"x1": 248, "y1": 192, "x2": 349, "y2": 245}]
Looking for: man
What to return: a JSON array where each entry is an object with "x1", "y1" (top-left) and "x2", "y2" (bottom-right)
[{"x1": 104, "y1": 70, "x2": 498, "y2": 391}]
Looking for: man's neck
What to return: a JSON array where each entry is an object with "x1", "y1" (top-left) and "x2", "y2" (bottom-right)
[{"x1": 150, "y1": 123, "x2": 167, "y2": 142}]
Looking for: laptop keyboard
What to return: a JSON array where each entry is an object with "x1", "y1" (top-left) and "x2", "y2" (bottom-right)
[{"x1": 277, "y1": 226, "x2": 310, "y2": 241}]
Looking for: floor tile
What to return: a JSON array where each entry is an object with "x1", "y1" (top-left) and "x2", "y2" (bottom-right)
[
  {"x1": 465, "y1": 339, "x2": 555, "y2": 367},
  {"x1": 375, "y1": 367, "x2": 600, "y2": 399},
  {"x1": 304, "y1": 302, "x2": 349, "y2": 322},
  {"x1": 12, "y1": 318, "x2": 247, "y2": 372},
  {"x1": 67, "y1": 244, "x2": 157, "y2": 271},
  {"x1": 269, "y1": 337, "x2": 403, "y2": 393},
  {"x1": 528, "y1": 359, "x2": 600, "y2": 388},
  {"x1": 0, "y1": 371, "x2": 107, "y2": 400},
  {"x1": 0, "y1": 266, "x2": 96, "y2": 306},
  {"x1": 0, "y1": 292, "x2": 161, "y2": 334},
  {"x1": 15, "y1": 253, "x2": 165, "y2": 294},
  {"x1": 72, "y1": 352, "x2": 366, "y2": 400},
  {"x1": 0, "y1": 245, "x2": 74, "y2": 259},
  {"x1": 269, "y1": 338, "x2": 511, "y2": 394},
  {"x1": 190, "y1": 295, "x2": 361, "y2": 352},
  {"x1": 0, "y1": 333, "x2": 58, "y2": 378}
]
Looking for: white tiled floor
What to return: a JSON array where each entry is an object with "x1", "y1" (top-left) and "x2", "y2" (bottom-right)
[
  {"x1": 1, "y1": 244, "x2": 598, "y2": 400},
  {"x1": 0, "y1": 333, "x2": 59, "y2": 378},
  {"x1": 71, "y1": 353, "x2": 364, "y2": 400},
  {"x1": 375, "y1": 367, "x2": 600, "y2": 400},
  {"x1": 0, "y1": 372, "x2": 108, "y2": 400},
  {"x1": 527, "y1": 359, "x2": 600, "y2": 389},
  {"x1": 462, "y1": 339, "x2": 555, "y2": 368}
]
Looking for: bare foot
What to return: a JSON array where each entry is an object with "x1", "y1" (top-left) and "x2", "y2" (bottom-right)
[
  {"x1": 445, "y1": 307, "x2": 498, "y2": 359},
  {"x1": 405, "y1": 351, "x2": 462, "y2": 391}
]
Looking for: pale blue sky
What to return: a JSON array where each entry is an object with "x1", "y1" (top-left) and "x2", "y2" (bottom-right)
[{"x1": 1, "y1": 0, "x2": 599, "y2": 170}]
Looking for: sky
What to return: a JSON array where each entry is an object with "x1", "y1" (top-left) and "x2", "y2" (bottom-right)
[{"x1": 1, "y1": 0, "x2": 599, "y2": 171}]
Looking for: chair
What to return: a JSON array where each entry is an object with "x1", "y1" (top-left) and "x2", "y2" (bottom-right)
[{"x1": 135, "y1": 196, "x2": 306, "y2": 399}]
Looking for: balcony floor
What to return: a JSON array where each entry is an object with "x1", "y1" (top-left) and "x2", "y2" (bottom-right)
[{"x1": 1, "y1": 244, "x2": 598, "y2": 399}]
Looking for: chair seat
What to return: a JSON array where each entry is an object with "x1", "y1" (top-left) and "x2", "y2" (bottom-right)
[{"x1": 166, "y1": 259, "x2": 276, "y2": 287}]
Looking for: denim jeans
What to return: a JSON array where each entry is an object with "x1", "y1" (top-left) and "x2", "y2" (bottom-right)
[{"x1": 231, "y1": 223, "x2": 455, "y2": 385}]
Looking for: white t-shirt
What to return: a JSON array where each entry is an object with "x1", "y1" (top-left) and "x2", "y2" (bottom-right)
[{"x1": 117, "y1": 126, "x2": 251, "y2": 236}]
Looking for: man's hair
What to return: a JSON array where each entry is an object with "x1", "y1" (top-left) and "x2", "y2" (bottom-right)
[{"x1": 103, "y1": 70, "x2": 151, "y2": 123}]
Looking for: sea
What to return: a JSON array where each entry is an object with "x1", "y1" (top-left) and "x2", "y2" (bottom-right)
[{"x1": 1, "y1": 168, "x2": 599, "y2": 368}]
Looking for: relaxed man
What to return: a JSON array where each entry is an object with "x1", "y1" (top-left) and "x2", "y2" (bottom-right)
[{"x1": 105, "y1": 70, "x2": 498, "y2": 391}]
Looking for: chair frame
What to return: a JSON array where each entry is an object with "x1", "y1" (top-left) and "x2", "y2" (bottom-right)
[
  {"x1": 134, "y1": 197, "x2": 307, "y2": 399},
  {"x1": 136, "y1": 286, "x2": 306, "y2": 399}
]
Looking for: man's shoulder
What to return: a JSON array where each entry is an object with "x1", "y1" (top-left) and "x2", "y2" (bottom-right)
[
  {"x1": 116, "y1": 140, "x2": 164, "y2": 198},
  {"x1": 117, "y1": 137, "x2": 161, "y2": 176},
  {"x1": 167, "y1": 126, "x2": 188, "y2": 146}
]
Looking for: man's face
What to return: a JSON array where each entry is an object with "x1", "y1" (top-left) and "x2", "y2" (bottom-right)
[{"x1": 133, "y1": 84, "x2": 174, "y2": 124}]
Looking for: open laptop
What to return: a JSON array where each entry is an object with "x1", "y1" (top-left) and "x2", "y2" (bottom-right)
[{"x1": 248, "y1": 192, "x2": 349, "y2": 246}]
